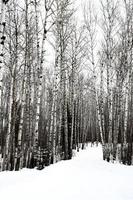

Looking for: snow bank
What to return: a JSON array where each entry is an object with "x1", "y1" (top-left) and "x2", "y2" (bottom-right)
[{"x1": 0, "y1": 144, "x2": 133, "y2": 200}]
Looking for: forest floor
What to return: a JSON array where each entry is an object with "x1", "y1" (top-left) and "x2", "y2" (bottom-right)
[{"x1": 0, "y1": 144, "x2": 133, "y2": 200}]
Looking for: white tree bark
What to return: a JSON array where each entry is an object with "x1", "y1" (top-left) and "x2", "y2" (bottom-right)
[{"x1": 0, "y1": 0, "x2": 6, "y2": 117}]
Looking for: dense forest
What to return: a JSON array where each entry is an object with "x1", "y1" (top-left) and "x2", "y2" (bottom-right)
[{"x1": 0, "y1": 0, "x2": 133, "y2": 171}]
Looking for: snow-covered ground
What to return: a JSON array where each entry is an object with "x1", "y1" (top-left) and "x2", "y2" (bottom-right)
[{"x1": 0, "y1": 144, "x2": 133, "y2": 200}]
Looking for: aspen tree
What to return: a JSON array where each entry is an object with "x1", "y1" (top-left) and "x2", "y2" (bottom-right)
[
  {"x1": 0, "y1": 1, "x2": 9, "y2": 165},
  {"x1": 100, "y1": 0, "x2": 119, "y2": 161},
  {"x1": 33, "y1": 0, "x2": 54, "y2": 167},
  {"x1": 83, "y1": 1, "x2": 103, "y2": 145},
  {"x1": 0, "y1": 0, "x2": 8, "y2": 109}
]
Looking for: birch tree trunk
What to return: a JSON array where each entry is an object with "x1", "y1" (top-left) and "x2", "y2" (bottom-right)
[
  {"x1": 0, "y1": 0, "x2": 7, "y2": 109},
  {"x1": 33, "y1": 0, "x2": 54, "y2": 167}
]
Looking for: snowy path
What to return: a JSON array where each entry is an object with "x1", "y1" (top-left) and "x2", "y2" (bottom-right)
[{"x1": 0, "y1": 144, "x2": 133, "y2": 200}]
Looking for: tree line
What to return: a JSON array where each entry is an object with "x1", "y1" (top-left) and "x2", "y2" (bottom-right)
[{"x1": 0, "y1": 0, "x2": 133, "y2": 171}]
